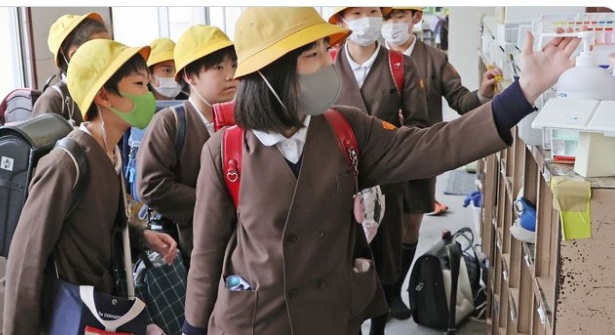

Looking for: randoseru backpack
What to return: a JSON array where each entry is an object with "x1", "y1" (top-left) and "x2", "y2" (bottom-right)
[
  {"x1": 0, "y1": 75, "x2": 62, "y2": 126},
  {"x1": 0, "y1": 113, "x2": 88, "y2": 257}
]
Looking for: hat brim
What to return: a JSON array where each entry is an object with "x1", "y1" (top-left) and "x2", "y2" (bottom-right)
[
  {"x1": 328, "y1": 7, "x2": 392, "y2": 24},
  {"x1": 147, "y1": 50, "x2": 175, "y2": 67},
  {"x1": 81, "y1": 46, "x2": 150, "y2": 119},
  {"x1": 235, "y1": 23, "x2": 350, "y2": 78},
  {"x1": 53, "y1": 12, "x2": 104, "y2": 67},
  {"x1": 174, "y1": 39, "x2": 234, "y2": 81}
]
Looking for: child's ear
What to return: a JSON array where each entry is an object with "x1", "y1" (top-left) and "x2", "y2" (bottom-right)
[
  {"x1": 183, "y1": 72, "x2": 197, "y2": 86},
  {"x1": 93, "y1": 88, "x2": 112, "y2": 108},
  {"x1": 413, "y1": 11, "x2": 423, "y2": 24}
]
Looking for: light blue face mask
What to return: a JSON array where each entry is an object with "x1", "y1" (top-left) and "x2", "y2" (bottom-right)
[{"x1": 296, "y1": 65, "x2": 342, "y2": 115}]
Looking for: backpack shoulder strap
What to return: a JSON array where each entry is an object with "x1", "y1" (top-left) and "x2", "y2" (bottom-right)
[
  {"x1": 323, "y1": 109, "x2": 359, "y2": 187},
  {"x1": 171, "y1": 104, "x2": 187, "y2": 154},
  {"x1": 222, "y1": 125, "x2": 244, "y2": 208},
  {"x1": 54, "y1": 137, "x2": 89, "y2": 217},
  {"x1": 388, "y1": 50, "x2": 404, "y2": 96},
  {"x1": 329, "y1": 48, "x2": 339, "y2": 63},
  {"x1": 446, "y1": 241, "x2": 462, "y2": 335},
  {"x1": 213, "y1": 101, "x2": 236, "y2": 132}
]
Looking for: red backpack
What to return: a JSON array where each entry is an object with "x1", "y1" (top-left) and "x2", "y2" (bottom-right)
[{"x1": 221, "y1": 110, "x2": 358, "y2": 208}]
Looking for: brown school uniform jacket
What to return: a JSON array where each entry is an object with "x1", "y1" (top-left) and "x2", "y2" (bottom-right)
[
  {"x1": 411, "y1": 40, "x2": 482, "y2": 125},
  {"x1": 185, "y1": 104, "x2": 508, "y2": 335},
  {"x1": 32, "y1": 81, "x2": 84, "y2": 126},
  {"x1": 137, "y1": 100, "x2": 210, "y2": 257},
  {"x1": 334, "y1": 45, "x2": 429, "y2": 128},
  {"x1": 334, "y1": 45, "x2": 429, "y2": 284},
  {"x1": 3, "y1": 129, "x2": 146, "y2": 335},
  {"x1": 402, "y1": 41, "x2": 485, "y2": 213}
]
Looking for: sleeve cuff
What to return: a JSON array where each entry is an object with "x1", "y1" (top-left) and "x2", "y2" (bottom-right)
[
  {"x1": 476, "y1": 90, "x2": 492, "y2": 104},
  {"x1": 182, "y1": 320, "x2": 207, "y2": 335},
  {"x1": 491, "y1": 79, "x2": 536, "y2": 143}
]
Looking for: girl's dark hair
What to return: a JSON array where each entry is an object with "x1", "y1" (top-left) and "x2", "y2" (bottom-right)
[
  {"x1": 179, "y1": 45, "x2": 237, "y2": 86},
  {"x1": 235, "y1": 42, "x2": 316, "y2": 133},
  {"x1": 86, "y1": 53, "x2": 148, "y2": 120},
  {"x1": 58, "y1": 18, "x2": 108, "y2": 75},
  {"x1": 384, "y1": 9, "x2": 417, "y2": 20}
]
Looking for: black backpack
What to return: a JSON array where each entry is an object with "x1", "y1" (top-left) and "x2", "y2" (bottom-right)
[
  {"x1": 0, "y1": 113, "x2": 88, "y2": 257},
  {"x1": 0, "y1": 75, "x2": 58, "y2": 126},
  {"x1": 408, "y1": 227, "x2": 487, "y2": 334}
]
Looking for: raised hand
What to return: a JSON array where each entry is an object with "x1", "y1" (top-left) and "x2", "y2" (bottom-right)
[{"x1": 518, "y1": 29, "x2": 580, "y2": 104}]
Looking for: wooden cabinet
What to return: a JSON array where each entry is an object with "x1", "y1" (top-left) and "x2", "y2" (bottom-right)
[{"x1": 481, "y1": 127, "x2": 615, "y2": 334}]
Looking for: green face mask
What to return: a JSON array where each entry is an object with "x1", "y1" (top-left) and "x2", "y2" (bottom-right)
[{"x1": 109, "y1": 91, "x2": 156, "y2": 129}]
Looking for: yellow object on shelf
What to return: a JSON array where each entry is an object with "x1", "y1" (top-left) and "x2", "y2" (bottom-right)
[{"x1": 550, "y1": 176, "x2": 591, "y2": 240}]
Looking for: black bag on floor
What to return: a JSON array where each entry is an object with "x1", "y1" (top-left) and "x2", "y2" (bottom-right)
[{"x1": 408, "y1": 227, "x2": 486, "y2": 334}]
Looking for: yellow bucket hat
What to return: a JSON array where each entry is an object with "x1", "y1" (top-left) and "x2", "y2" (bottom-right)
[
  {"x1": 174, "y1": 25, "x2": 234, "y2": 81},
  {"x1": 67, "y1": 39, "x2": 150, "y2": 120},
  {"x1": 47, "y1": 12, "x2": 104, "y2": 67},
  {"x1": 328, "y1": 7, "x2": 393, "y2": 24},
  {"x1": 392, "y1": 7, "x2": 424, "y2": 11},
  {"x1": 234, "y1": 7, "x2": 351, "y2": 78},
  {"x1": 147, "y1": 37, "x2": 176, "y2": 67}
]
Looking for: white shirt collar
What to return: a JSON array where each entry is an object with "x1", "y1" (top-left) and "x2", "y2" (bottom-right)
[
  {"x1": 385, "y1": 36, "x2": 417, "y2": 57},
  {"x1": 252, "y1": 115, "x2": 311, "y2": 164},
  {"x1": 344, "y1": 42, "x2": 381, "y2": 71}
]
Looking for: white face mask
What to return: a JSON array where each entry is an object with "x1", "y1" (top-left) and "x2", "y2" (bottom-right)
[
  {"x1": 344, "y1": 17, "x2": 383, "y2": 47},
  {"x1": 382, "y1": 22, "x2": 412, "y2": 46},
  {"x1": 151, "y1": 75, "x2": 182, "y2": 98}
]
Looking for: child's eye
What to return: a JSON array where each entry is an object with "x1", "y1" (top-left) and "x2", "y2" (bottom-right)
[{"x1": 216, "y1": 65, "x2": 224, "y2": 70}]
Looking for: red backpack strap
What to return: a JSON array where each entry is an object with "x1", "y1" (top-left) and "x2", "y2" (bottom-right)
[
  {"x1": 388, "y1": 50, "x2": 404, "y2": 96},
  {"x1": 213, "y1": 101, "x2": 236, "y2": 132},
  {"x1": 329, "y1": 48, "x2": 339, "y2": 63},
  {"x1": 222, "y1": 125, "x2": 244, "y2": 208},
  {"x1": 324, "y1": 109, "x2": 360, "y2": 191}
]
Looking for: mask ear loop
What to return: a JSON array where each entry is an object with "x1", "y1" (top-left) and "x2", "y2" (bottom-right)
[
  {"x1": 190, "y1": 84, "x2": 212, "y2": 107},
  {"x1": 258, "y1": 71, "x2": 288, "y2": 111}
]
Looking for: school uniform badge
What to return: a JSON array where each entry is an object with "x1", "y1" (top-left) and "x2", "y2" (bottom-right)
[{"x1": 382, "y1": 121, "x2": 397, "y2": 130}]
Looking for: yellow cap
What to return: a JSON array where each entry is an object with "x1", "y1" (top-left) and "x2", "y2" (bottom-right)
[
  {"x1": 392, "y1": 7, "x2": 424, "y2": 12},
  {"x1": 47, "y1": 12, "x2": 104, "y2": 67},
  {"x1": 147, "y1": 37, "x2": 176, "y2": 67},
  {"x1": 67, "y1": 39, "x2": 150, "y2": 120},
  {"x1": 174, "y1": 25, "x2": 233, "y2": 81},
  {"x1": 234, "y1": 7, "x2": 351, "y2": 78},
  {"x1": 328, "y1": 7, "x2": 393, "y2": 24}
]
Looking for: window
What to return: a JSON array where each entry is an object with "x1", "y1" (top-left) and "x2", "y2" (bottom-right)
[{"x1": 0, "y1": 7, "x2": 25, "y2": 99}]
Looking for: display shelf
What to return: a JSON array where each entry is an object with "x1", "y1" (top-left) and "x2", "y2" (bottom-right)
[{"x1": 482, "y1": 118, "x2": 615, "y2": 334}]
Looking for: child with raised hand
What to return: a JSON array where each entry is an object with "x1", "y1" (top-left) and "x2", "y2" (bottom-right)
[{"x1": 182, "y1": 7, "x2": 579, "y2": 335}]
